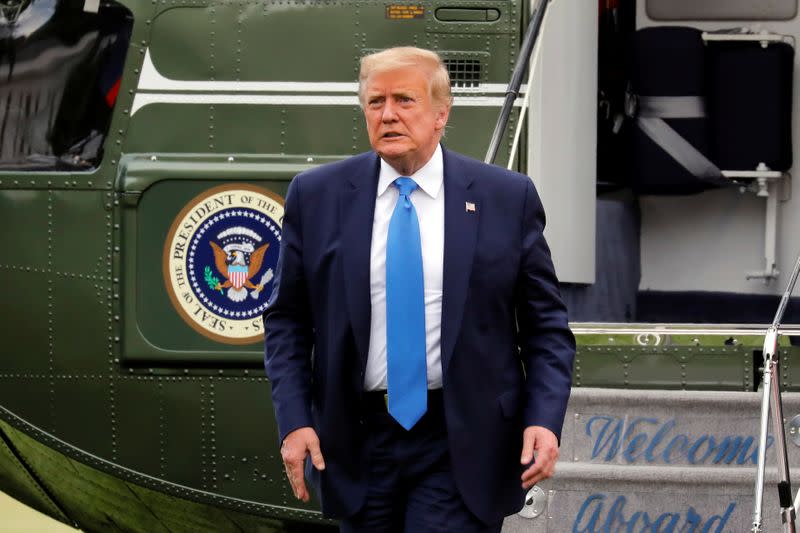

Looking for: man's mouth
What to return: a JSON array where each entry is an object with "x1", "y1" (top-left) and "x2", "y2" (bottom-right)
[{"x1": 383, "y1": 132, "x2": 403, "y2": 138}]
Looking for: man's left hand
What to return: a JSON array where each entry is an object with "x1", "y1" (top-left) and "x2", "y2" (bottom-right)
[{"x1": 520, "y1": 425, "x2": 559, "y2": 489}]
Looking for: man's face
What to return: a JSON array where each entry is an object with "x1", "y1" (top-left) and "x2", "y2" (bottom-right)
[{"x1": 362, "y1": 66, "x2": 450, "y2": 174}]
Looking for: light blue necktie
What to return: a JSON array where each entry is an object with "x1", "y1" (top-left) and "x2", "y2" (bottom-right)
[{"x1": 386, "y1": 177, "x2": 427, "y2": 430}]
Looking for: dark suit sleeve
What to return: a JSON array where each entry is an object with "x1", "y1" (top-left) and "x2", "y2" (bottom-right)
[
  {"x1": 263, "y1": 176, "x2": 314, "y2": 443},
  {"x1": 515, "y1": 178, "x2": 576, "y2": 441}
]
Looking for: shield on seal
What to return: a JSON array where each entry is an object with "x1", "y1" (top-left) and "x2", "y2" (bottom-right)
[{"x1": 228, "y1": 265, "x2": 248, "y2": 289}]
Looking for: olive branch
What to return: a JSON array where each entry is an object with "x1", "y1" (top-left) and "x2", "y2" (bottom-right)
[{"x1": 204, "y1": 266, "x2": 223, "y2": 293}]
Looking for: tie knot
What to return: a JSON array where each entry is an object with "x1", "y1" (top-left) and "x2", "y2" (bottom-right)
[{"x1": 394, "y1": 177, "x2": 418, "y2": 197}]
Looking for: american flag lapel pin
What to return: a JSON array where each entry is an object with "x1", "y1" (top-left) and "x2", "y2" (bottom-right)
[{"x1": 465, "y1": 202, "x2": 476, "y2": 213}]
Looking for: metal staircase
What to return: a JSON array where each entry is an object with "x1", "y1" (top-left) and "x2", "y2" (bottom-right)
[{"x1": 504, "y1": 388, "x2": 800, "y2": 531}]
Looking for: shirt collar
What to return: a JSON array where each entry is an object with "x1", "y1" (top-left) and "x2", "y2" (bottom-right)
[{"x1": 377, "y1": 144, "x2": 443, "y2": 199}]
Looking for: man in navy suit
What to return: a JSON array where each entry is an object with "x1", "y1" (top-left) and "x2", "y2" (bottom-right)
[{"x1": 263, "y1": 47, "x2": 575, "y2": 532}]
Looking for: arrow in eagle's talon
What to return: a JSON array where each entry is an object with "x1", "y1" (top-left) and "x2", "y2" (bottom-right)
[{"x1": 250, "y1": 269, "x2": 274, "y2": 299}]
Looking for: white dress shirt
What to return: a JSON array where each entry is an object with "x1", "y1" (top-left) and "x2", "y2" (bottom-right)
[{"x1": 364, "y1": 144, "x2": 444, "y2": 391}]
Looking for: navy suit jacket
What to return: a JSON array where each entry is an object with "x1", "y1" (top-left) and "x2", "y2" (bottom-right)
[{"x1": 263, "y1": 147, "x2": 575, "y2": 524}]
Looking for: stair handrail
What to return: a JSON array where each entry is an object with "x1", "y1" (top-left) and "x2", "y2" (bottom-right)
[
  {"x1": 484, "y1": 0, "x2": 551, "y2": 165},
  {"x1": 752, "y1": 250, "x2": 800, "y2": 532}
]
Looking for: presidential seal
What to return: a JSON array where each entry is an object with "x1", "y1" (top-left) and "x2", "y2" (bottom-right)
[{"x1": 163, "y1": 184, "x2": 284, "y2": 344}]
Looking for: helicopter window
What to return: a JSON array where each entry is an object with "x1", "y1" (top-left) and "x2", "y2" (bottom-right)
[
  {"x1": 646, "y1": 0, "x2": 797, "y2": 21},
  {"x1": 0, "y1": 0, "x2": 133, "y2": 171}
]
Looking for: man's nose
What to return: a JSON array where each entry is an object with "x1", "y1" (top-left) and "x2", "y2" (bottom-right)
[{"x1": 381, "y1": 101, "x2": 398, "y2": 122}]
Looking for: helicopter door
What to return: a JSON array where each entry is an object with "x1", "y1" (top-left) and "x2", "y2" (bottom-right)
[
  {"x1": 526, "y1": 0, "x2": 598, "y2": 284},
  {"x1": 116, "y1": 156, "x2": 306, "y2": 366}
]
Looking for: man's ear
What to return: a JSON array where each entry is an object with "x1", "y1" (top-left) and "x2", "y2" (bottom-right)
[{"x1": 435, "y1": 104, "x2": 451, "y2": 131}]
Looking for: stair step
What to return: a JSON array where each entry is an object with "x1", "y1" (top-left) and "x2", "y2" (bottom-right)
[{"x1": 562, "y1": 388, "x2": 800, "y2": 469}]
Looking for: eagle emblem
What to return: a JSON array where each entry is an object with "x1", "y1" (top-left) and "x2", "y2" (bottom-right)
[{"x1": 207, "y1": 226, "x2": 273, "y2": 302}]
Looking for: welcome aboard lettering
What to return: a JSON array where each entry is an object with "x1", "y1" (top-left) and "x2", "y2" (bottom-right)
[
  {"x1": 573, "y1": 494, "x2": 735, "y2": 533},
  {"x1": 585, "y1": 415, "x2": 773, "y2": 465}
]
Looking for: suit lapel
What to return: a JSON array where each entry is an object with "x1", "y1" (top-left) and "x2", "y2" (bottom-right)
[
  {"x1": 341, "y1": 155, "x2": 380, "y2": 371},
  {"x1": 441, "y1": 149, "x2": 478, "y2": 376}
]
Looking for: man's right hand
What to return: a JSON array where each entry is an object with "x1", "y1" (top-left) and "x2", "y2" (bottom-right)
[{"x1": 280, "y1": 427, "x2": 326, "y2": 502}]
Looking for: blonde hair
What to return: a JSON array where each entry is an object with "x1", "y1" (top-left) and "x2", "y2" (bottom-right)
[{"x1": 358, "y1": 47, "x2": 453, "y2": 108}]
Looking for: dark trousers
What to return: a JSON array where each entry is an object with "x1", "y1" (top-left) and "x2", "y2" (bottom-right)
[{"x1": 339, "y1": 391, "x2": 503, "y2": 533}]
